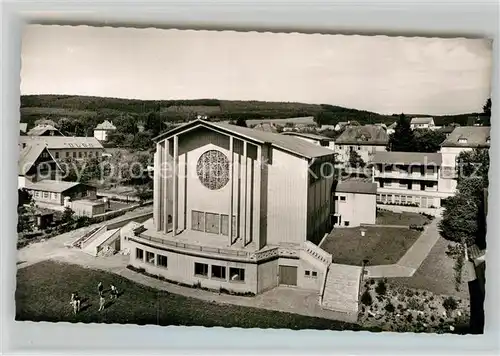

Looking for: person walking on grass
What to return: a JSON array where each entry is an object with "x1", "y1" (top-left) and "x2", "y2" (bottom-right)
[
  {"x1": 98, "y1": 295, "x2": 106, "y2": 312},
  {"x1": 97, "y1": 282, "x2": 103, "y2": 297},
  {"x1": 110, "y1": 284, "x2": 118, "y2": 300},
  {"x1": 70, "y1": 292, "x2": 81, "y2": 314}
]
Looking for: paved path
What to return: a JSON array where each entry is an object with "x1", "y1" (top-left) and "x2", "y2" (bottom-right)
[
  {"x1": 365, "y1": 218, "x2": 441, "y2": 278},
  {"x1": 17, "y1": 226, "x2": 357, "y2": 324}
]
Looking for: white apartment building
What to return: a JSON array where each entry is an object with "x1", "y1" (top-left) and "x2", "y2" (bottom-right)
[
  {"x1": 334, "y1": 125, "x2": 388, "y2": 165},
  {"x1": 372, "y1": 151, "x2": 454, "y2": 215},
  {"x1": 333, "y1": 180, "x2": 377, "y2": 227}
]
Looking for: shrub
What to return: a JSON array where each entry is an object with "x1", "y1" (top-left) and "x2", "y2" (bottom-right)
[
  {"x1": 407, "y1": 298, "x2": 424, "y2": 311},
  {"x1": 398, "y1": 304, "x2": 403, "y2": 310},
  {"x1": 361, "y1": 290, "x2": 373, "y2": 306},
  {"x1": 385, "y1": 302, "x2": 395, "y2": 313},
  {"x1": 443, "y1": 297, "x2": 458, "y2": 311},
  {"x1": 406, "y1": 313, "x2": 413, "y2": 322},
  {"x1": 405, "y1": 289, "x2": 414, "y2": 298},
  {"x1": 429, "y1": 295, "x2": 434, "y2": 301},
  {"x1": 430, "y1": 315, "x2": 435, "y2": 322},
  {"x1": 370, "y1": 279, "x2": 375, "y2": 285},
  {"x1": 375, "y1": 280, "x2": 387, "y2": 295}
]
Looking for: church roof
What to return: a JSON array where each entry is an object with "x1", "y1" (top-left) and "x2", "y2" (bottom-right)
[{"x1": 154, "y1": 119, "x2": 335, "y2": 159}]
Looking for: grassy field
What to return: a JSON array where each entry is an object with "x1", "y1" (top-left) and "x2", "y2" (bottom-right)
[
  {"x1": 320, "y1": 227, "x2": 421, "y2": 266},
  {"x1": 386, "y1": 238, "x2": 471, "y2": 299},
  {"x1": 376, "y1": 210, "x2": 432, "y2": 226},
  {"x1": 16, "y1": 261, "x2": 376, "y2": 331}
]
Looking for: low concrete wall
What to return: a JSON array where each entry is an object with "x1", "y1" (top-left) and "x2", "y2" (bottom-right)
[
  {"x1": 106, "y1": 212, "x2": 153, "y2": 230},
  {"x1": 92, "y1": 200, "x2": 153, "y2": 221},
  {"x1": 376, "y1": 204, "x2": 443, "y2": 217}
]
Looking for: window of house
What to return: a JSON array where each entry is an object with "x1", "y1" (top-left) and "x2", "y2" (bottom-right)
[
  {"x1": 34, "y1": 191, "x2": 40, "y2": 197},
  {"x1": 340, "y1": 196, "x2": 346, "y2": 202},
  {"x1": 72, "y1": 152, "x2": 77, "y2": 158},
  {"x1": 194, "y1": 262, "x2": 209, "y2": 277},
  {"x1": 55, "y1": 152, "x2": 59, "y2": 159},
  {"x1": 305, "y1": 270, "x2": 311, "y2": 276},
  {"x1": 43, "y1": 191, "x2": 49, "y2": 199},
  {"x1": 394, "y1": 195, "x2": 400, "y2": 204},
  {"x1": 66, "y1": 152, "x2": 70, "y2": 157},
  {"x1": 458, "y1": 138, "x2": 468, "y2": 144},
  {"x1": 312, "y1": 271, "x2": 318, "y2": 278},
  {"x1": 136, "y1": 248, "x2": 144, "y2": 261},
  {"x1": 229, "y1": 267, "x2": 245, "y2": 282},
  {"x1": 401, "y1": 195, "x2": 407, "y2": 204},
  {"x1": 357, "y1": 146, "x2": 361, "y2": 150},
  {"x1": 51, "y1": 193, "x2": 57, "y2": 200},
  {"x1": 344, "y1": 221, "x2": 350, "y2": 227},
  {"x1": 205, "y1": 212, "x2": 220, "y2": 234},
  {"x1": 157, "y1": 255, "x2": 168, "y2": 268},
  {"x1": 78, "y1": 152, "x2": 82, "y2": 158},
  {"x1": 146, "y1": 251, "x2": 155, "y2": 264},
  {"x1": 338, "y1": 145, "x2": 342, "y2": 149},
  {"x1": 211, "y1": 265, "x2": 226, "y2": 280},
  {"x1": 41, "y1": 152, "x2": 48, "y2": 158}
]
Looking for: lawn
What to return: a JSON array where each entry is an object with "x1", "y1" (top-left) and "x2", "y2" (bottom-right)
[
  {"x1": 386, "y1": 237, "x2": 471, "y2": 299},
  {"x1": 320, "y1": 226, "x2": 421, "y2": 266},
  {"x1": 376, "y1": 210, "x2": 432, "y2": 226},
  {"x1": 16, "y1": 261, "x2": 375, "y2": 331}
]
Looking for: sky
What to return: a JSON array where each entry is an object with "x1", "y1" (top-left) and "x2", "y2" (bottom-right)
[{"x1": 21, "y1": 25, "x2": 493, "y2": 115}]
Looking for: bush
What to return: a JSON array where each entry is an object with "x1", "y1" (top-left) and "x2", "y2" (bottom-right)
[
  {"x1": 361, "y1": 290, "x2": 373, "y2": 306},
  {"x1": 405, "y1": 289, "x2": 414, "y2": 298},
  {"x1": 430, "y1": 315, "x2": 435, "y2": 322},
  {"x1": 385, "y1": 302, "x2": 395, "y2": 313},
  {"x1": 375, "y1": 280, "x2": 387, "y2": 295},
  {"x1": 443, "y1": 297, "x2": 458, "y2": 311},
  {"x1": 407, "y1": 298, "x2": 424, "y2": 311}
]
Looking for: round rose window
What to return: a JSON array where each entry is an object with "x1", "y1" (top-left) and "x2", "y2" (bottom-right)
[{"x1": 196, "y1": 150, "x2": 230, "y2": 190}]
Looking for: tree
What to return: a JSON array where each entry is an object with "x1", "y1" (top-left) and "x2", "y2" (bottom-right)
[
  {"x1": 387, "y1": 114, "x2": 415, "y2": 152},
  {"x1": 145, "y1": 112, "x2": 163, "y2": 137},
  {"x1": 480, "y1": 98, "x2": 491, "y2": 126},
  {"x1": 413, "y1": 129, "x2": 447, "y2": 153},
  {"x1": 439, "y1": 148, "x2": 489, "y2": 246},
  {"x1": 348, "y1": 149, "x2": 365, "y2": 168},
  {"x1": 61, "y1": 207, "x2": 75, "y2": 224},
  {"x1": 17, "y1": 200, "x2": 37, "y2": 233},
  {"x1": 235, "y1": 118, "x2": 247, "y2": 127}
]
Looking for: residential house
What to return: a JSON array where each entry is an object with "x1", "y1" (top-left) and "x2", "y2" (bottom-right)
[
  {"x1": 334, "y1": 125, "x2": 388, "y2": 166},
  {"x1": 24, "y1": 179, "x2": 99, "y2": 212},
  {"x1": 252, "y1": 122, "x2": 280, "y2": 133},
  {"x1": 410, "y1": 117, "x2": 435, "y2": 130},
  {"x1": 18, "y1": 144, "x2": 63, "y2": 188},
  {"x1": 27, "y1": 124, "x2": 64, "y2": 136},
  {"x1": 282, "y1": 132, "x2": 335, "y2": 150},
  {"x1": 129, "y1": 119, "x2": 336, "y2": 294},
  {"x1": 372, "y1": 151, "x2": 454, "y2": 215},
  {"x1": 438, "y1": 125, "x2": 458, "y2": 138},
  {"x1": 18, "y1": 143, "x2": 103, "y2": 216},
  {"x1": 19, "y1": 136, "x2": 104, "y2": 160},
  {"x1": 94, "y1": 120, "x2": 117, "y2": 141},
  {"x1": 439, "y1": 126, "x2": 490, "y2": 194},
  {"x1": 334, "y1": 121, "x2": 350, "y2": 131},
  {"x1": 333, "y1": 180, "x2": 377, "y2": 227}
]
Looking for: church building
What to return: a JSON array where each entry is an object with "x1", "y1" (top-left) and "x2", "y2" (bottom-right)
[{"x1": 128, "y1": 119, "x2": 337, "y2": 294}]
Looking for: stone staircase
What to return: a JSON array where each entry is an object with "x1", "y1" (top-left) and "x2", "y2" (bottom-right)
[
  {"x1": 321, "y1": 263, "x2": 362, "y2": 314},
  {"x1": 82, "y1": 228, "x2": 120, "y2": 257}
]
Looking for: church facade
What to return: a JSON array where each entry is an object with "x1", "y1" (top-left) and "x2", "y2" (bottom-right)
[{"x1": 128, "y1": 119, "x2": 336, "y2": 294}]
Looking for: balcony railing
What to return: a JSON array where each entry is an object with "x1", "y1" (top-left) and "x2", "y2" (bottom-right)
[
  {"x1": 374, "y1": 171, "x2": 438, "y2": 180},
  {"x1": 136, "y1": 234, "x2": 252, "y2": 258}
]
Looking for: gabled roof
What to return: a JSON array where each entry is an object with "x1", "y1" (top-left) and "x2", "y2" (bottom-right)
[
  {"x1": 410, "y1": 117, "x2": 434, "y2": 125},
  {"x1": 282, "y1": 132, "x2": 334, "y2": 141},
  {"x1": 440, "y1": 126, "x2": 490, "y2": 148},
  {"x1": 27, "y1": 124, "x2": 63, "y2": 136},
  {"x1": 18, "y1": 144, "x2": 61, "y2": 176},
  {"x1": 387, "y1": 122, "x2": 397, "y2": 130},
  {"x1": 19, "y1": 136, "x2": 104, "y2": 150},
  {"x1": 335, "y1": 125, "x2": 388, "y2": 145},
  {"x1": 336, "y1": 181, "x2": 377, "y2": 195},
  {"x1": 154, "y1": 119, "x2": 335, "y2": 159},
  {"x1": 95, "y1": 120, "x2": 117, "y2": 130},
  {"x1": 24, "y1": 179, "x2": 83, "y2": 193},
  {"x1": 372, "y1": 151, "x2": 442, "y2": 166}
]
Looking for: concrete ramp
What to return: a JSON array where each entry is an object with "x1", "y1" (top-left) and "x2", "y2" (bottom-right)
[
  {"x1": 82, "y1": 228, "x2": 120, "y2": 257},
  {"x1": 321, "y1": 264, "x2": 362, "y2": 314}
]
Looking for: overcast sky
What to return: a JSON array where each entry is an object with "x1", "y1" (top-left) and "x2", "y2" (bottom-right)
[{"x1": 21, "y1": 25, "x2": 492, "y2": 115}]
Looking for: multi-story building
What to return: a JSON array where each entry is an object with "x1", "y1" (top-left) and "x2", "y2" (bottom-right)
[
  {"x1": 332, "y1": 180, "x2": 377, "y2": 227},
  {"x1": 410, "y1": 117, "x2": 435, "y2": 130},
  {"x1": 372, "y1": 151, "x2": 454, "y2": 215},
  {"x1": 439, "y1": 126, "x2": 490, "y2": 194},
  {"x1": 128, "y1": 119, "x2": 336, "y2": 294},
  {"x1": 94, "y1": 120, "x2": 117, "y2": 141},
  {"x1": 282, "y1": 132, "x2": 335, "y2": 150},
  {"x1": 19, "y1": 136, "x2": 104, "y2": 160},
  {"x1": 334, "y1": 125, "x2": 388, "y2": 165}
]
